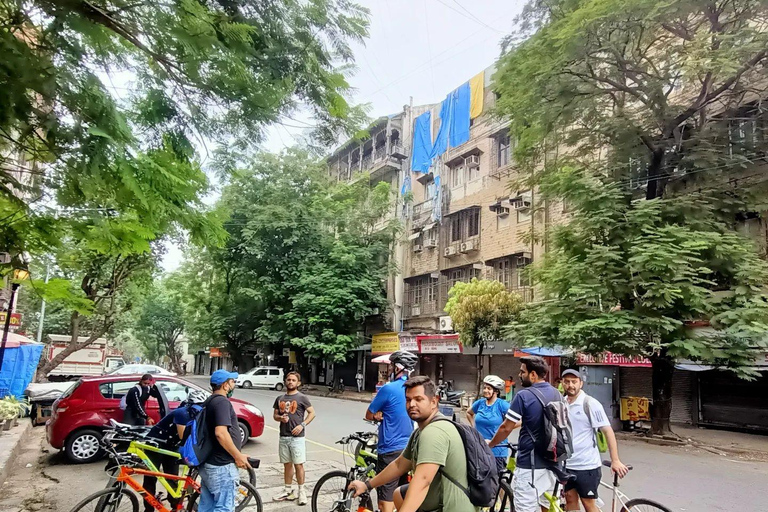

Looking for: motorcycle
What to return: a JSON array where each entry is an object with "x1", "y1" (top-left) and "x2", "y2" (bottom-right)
[{"x1": 437, "y1": 381, "x2": 465, "y2": 407}]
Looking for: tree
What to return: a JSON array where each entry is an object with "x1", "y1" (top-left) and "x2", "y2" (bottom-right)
[
  {"x1": 445, "y1": 279, "x2": 524, "y2": 393},
  {"x1": 496, "y1": 0, "x2": 768, "y2": 434},
  {"x1": 135, "y1": 285, "x2": 185, "y2": 373}
]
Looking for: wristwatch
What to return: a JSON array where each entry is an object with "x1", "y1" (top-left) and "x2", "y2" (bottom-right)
[
  {"x1": 365, "y1": 480, "x2": 373, "y2": 491},
  {"x1": 301, "y1": 422, "x2": 306, "y2": 428}
]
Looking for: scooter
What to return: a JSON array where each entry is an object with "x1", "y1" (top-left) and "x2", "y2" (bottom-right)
[{"x1": 437, "y1": 381, "x2": 465, "y2": 407}]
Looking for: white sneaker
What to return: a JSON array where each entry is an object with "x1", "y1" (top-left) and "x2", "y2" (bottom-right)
[
  {"x1": 297, "y1": 488, "x2": 308, "y2": 506},
  {"x1": 273, "y1": 490, "x2": 297, "y2": 502}
]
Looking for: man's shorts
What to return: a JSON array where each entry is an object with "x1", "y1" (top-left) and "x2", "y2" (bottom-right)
[
  {"x1": 376, "y1": 450, "x2": 409, "y2": 503},
  {"x1": 512, "y1": 467, "x2": 557, "y2": 512},
  {"x1": 564, "y1": 467, "x2": 601, "y2": 500},
  {"x1": 278, "y1": 436, "x2": 306, "y2": 464}
]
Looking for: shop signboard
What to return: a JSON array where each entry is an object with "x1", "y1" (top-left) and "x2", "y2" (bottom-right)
[
  {"x1": 399, "y1": 333, "x2": 418, "y2": 352},
  {"x1": 417, "y1": 334, "x2": 462, "y2": 354},
  {"x1": 577, "y1": 351, "x2": 652, "y2": 367},
  {"x1": 372, "y1": 332, "x2": 400, "y2": 355}
]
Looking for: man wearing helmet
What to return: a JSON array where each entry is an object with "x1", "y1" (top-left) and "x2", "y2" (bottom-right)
[
  {"x1": 141, "y1": 389, "x2": 208, "y2": 512},
  {"x1": 467, "y1": 375, "x2": 510, "y2": 473},
  {"x1": 365, "y1": 350, "x2": 417, "y2": 512}
]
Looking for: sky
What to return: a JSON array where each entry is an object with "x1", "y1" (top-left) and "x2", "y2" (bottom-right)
[{"x1": 161, "y1": 0, "x2": 525, "y2": 272}]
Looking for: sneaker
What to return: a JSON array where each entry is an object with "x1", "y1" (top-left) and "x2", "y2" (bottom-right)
[
  {"x1": 297, "y1": 489, "x2": 308, "y2": 506},
  {"x1": 273, "y1": 490, "x2": 297, "y2": 502}
]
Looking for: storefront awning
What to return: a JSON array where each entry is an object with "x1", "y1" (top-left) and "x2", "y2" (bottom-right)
[{"x1": 519, "y1": 346, "x2": 571, "y2": 357}]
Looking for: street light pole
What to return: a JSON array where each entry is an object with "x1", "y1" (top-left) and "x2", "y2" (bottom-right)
[
  {"x1": 36, "y1": 263, "x2": 50, "y2": 343},
  {"x1": 0, "y1": 282, "x2": 21, "y2": 372}
]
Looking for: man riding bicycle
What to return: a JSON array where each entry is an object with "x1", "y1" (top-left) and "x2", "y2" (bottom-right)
[{"x1": 364, "y1": 350, "x2": 417, "y2": 512}]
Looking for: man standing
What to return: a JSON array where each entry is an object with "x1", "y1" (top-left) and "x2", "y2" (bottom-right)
[
  {"x1": 355, "y1": 370, "x2": 364, "y2": 393},
  {"x1": 488, "y1": 356, "x2": 563, "y2": 512},
  {"x1": 349, "y1": 376, "x2": 477, "y2": 512},
  {"x1": 272, "y1": 372, "x2": 315, "y2": 506},
  {"x1": 122, "y1": 374, "x2": 167, "y2": 426},
  {"x1": 199, "y1": 369, "x2": 250, "y2": 512},
  {"x1": 561, "y1": 369, "x2": 628, "y2": 512},
  {"x1": 364, "y1": 351, "x2": 417, "y2": 512}
]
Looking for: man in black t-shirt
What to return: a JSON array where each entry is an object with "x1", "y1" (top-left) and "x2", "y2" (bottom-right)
[{"x1": 198, "y1": 370, "x2": 250, "y2": 512}]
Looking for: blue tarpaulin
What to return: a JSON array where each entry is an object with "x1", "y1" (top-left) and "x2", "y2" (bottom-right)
[
  {"x1": 410, "y1": 111, "x2": 433, "y2": 173},
  {"x1": 0, "y1": 342, "x2": 44, "y2": 398},
  {"x1": 449, "y1": 82, "x2": 470, "y2": 148},
  {"x1": 430, "y1": 94, "x2": 452, "y2": 161},
  {"x1": 519, "y1": 346, "x2": 571, "y2": 357}
]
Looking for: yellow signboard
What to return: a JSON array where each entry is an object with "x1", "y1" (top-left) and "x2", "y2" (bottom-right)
[{"x1": 372, "y1": 332, "x2": 400, "y2": 355}]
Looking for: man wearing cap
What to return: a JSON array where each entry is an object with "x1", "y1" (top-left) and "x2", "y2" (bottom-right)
[
  {"x1": 561, "y1": 369, "x2": 628, "y2": 512},
  {"x1": 123, "y1": 374, "x2": 167, "y2": 426},
  {"x1": 199, "y1": 369, "x2": 250, "y2": 512}
]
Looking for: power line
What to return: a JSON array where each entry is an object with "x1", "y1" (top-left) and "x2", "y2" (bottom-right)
[{"x1": 447, "y1": 0, "x2": 504, "y2": 34}]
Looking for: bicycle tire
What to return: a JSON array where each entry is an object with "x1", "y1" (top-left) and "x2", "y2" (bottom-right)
[
  {"x1": 186, "y1": 479, "x2": 262, "y2": 512},
  {"x1": 491, "y1": 479, "x2": 514, "y2": 512},
  {"x1": 621, "y1": 498, "x2": 673, "y2": 512},
  {"x1": 312, "y1": 470, "x2": 362, "y2": 512},
  {"x1": 70, "y1": 487, "x2": 139, "y2": 512}
]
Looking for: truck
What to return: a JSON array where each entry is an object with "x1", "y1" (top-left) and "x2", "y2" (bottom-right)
[{"x1": 45, "y1": 334, "x2": 125, "y2": 380}]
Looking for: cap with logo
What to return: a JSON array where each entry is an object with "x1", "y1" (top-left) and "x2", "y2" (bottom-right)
[
  {"x1": 210, "y1": 369, "x2": 239, "y2": 385},
  {"x1": 561, "y1": 369, "x2": 583, "y2": 379}
]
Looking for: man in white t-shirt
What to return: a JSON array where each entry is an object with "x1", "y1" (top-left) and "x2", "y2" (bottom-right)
[{"x1": 562, "y1": 369, "x2": 629, "y2": 512}]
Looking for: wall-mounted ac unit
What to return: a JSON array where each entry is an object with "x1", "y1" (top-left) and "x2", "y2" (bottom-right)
[
  {"x1": 465, "y1": 154, "x2": 480, "y2": 168},
  {"x1": 516, "y1": 253, "x2": 533, "y2": 266},
  {"x1": 411, "y1": 305, "x2": 421, "y2": 316},
  {"x1": 424, "y1": 238, "x2": 438, "y2": 248},
  {"x1": 512, "y1": 197, "x2": 531, "y2": 211},
  {"x1": 444, "y1": 246, "x2": 457, "y2": 257},
  {"x1": 439, "y1": 316, "x2": 453, "y2": 332},
  {"x1": 497, "y1": 206, "x2": 510, "y2": 218},
  {"x1": 413, "y1": 244, "x2": 423, "y2": 253},
  {"x1": 460, "y1": 240, "x2": 477, "y2": 253}
]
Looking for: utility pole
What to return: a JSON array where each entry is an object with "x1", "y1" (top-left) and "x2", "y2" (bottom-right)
[{"x1": 36, "y1": 262, "x2": 50, "y2": 343}]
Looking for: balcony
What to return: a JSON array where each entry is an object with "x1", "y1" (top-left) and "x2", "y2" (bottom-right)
[{"x1": 412, "y1": 199, "x2": 435, "y2": 230}]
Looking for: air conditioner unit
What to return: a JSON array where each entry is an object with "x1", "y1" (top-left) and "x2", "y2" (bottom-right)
[
  {"x1": 516, "y1": 254, "x2": 532, "y2": 266},
  {"x1": 413, "y1": 244, "x2": 423, "y2": 253},
  {"x1": 444, "y1": 246, "x2": 457, "y2": 257},
  {"x1": 465, "y1": 155, "x2": 480, "y2": 168},
  {"x1": 424, "y1": 238, "x2": 438, "y2": 248},
  {"x1": 411, "y1": 305, "x2": 421, "y2": 316},
  {"x1": 460, "y1": 240, "x2": 477, "y2": 253},
  {"x1": 497, "y1": 206, "x2": 510, "y2": 218},
  {"x1": 439, "y1": 316, "x2": 453, "y2": 332},
  {"x1": 512, "y1": 197, "x2": 531, "y2": 211}
]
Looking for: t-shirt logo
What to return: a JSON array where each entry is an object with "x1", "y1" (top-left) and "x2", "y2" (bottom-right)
[{"x1": 278, "y1": 400, "x2": 298, "y2": 414}]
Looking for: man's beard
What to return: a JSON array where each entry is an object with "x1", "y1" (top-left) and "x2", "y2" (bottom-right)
[{"x1": 521, "y1": 377, "x2": 532, "y2": 387}]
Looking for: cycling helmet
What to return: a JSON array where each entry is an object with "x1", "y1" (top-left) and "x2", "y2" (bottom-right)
[
  {"x1": 390, "y1": 350, "x2": 418, "y2": 371},
  {"x1": 185, "y1": 389, "x2": 208, "y2": 405},
  {"x1": 483, "y1": 375, "x2": 505, "y2": 392}
]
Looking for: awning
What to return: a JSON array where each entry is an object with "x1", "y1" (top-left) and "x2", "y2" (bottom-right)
[
  {"x1": 446, "y1": 204, "x2": 480, "y2": 216},
  {"x1": 675, "y1": 363, "x2": 714, "y2": 372},
  {"x1": 422, "y1": 223, "x2": 436, "y2": 232},
  {"x1": 0, "y1": 332, "x2": 41, "y2": 348},
  {"x1": 408, "y1": 232, "x2": 421, "y2": 241},
  {"x1": 519, "y1": 346, "x2": 571, "y2": 357}
]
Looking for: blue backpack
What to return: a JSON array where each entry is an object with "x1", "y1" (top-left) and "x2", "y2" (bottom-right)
[{"x1": 179, "y1": 396, "x2": 221, "y2": 466}]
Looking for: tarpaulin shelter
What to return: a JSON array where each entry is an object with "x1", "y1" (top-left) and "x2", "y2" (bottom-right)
[{"x1": 0, "y1": 333, "x2": 44, "y2": 398}]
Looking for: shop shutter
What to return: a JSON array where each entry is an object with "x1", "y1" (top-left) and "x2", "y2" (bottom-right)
[
  {"x1": 670, "y1": 370, "x2": 693, "y2": 425},
  {"x1": 619, "y1": 367, "x2": 652, "y2": 398},
  {"x1": 443, "y1": 354, "x2": 479, "y2": 394}
]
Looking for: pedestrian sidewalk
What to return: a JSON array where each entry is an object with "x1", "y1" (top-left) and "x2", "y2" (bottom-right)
[
  {"x1": 0, "y1": 420, "x2": 33, "y2": 486},
  {"x1": 618, "y1": 424, "x2": 768, "y2": 460},
  {"x1": 300, "y1": 385, "x2": 374, "y2": 404}
]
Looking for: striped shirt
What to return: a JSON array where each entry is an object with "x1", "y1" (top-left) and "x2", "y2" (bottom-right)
[{"x1": 506, "y1": 382, "x2": 562, "y2": 469}]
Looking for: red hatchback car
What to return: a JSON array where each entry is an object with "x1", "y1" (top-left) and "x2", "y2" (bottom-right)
[{"x1": 47, "y1": 374, "x2": 265, "y2": 463}]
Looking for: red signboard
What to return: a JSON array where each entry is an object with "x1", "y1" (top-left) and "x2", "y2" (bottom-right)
[
  {"x1": 577, "y1": 352, "x2": 652, "y2": 367},
  {"x1": 0, "y1": 312, "x2": 22, "y2": 328},
  {"x1": 416, "y1": 334, "x2": 462, "y2": 354}
]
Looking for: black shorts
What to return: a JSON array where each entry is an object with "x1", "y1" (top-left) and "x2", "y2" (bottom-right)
[
  {"x1": 376, "y1": 450, "x2": 409, "y2": 503},
  {"x1": 564, "y1": 468, "x2": 601, "y2": 500}
]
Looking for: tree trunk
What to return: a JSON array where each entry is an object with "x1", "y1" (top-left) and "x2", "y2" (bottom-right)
[
  {"x1": 650, "y1": 353, "x2": 675, "y2": 436},
  {"x1": 295, "y1": 349, "x2": 309, "y2": 383},
  {"x1": 476, "y1": 341, "x2": 485, "y2": 397}
]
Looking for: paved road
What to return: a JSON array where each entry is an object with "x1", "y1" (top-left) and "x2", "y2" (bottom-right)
[{"x1": 1, "y1": 379, "x2": 766, "y2": 512}]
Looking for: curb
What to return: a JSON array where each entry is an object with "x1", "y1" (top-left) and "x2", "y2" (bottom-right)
[
  {"x1": 300, "y1": 388, "x2": 373, "y2": 404},
  {"x1": 616, "y1": 432, "x2": 768, "y2": 459},
  {"x1": 0, "y1": 420, "x2": 33, "y2": 486}
]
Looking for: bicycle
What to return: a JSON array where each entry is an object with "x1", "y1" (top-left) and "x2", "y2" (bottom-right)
[
  {"x1": 69, "y1": 430, "x2": 262, "y2": 512},
  {"x1": 311, "y1": 431, "x2": 378, "y2": 512},
  {"x1": 596, "y1": 460, "x2": 672, "y2": 512}
]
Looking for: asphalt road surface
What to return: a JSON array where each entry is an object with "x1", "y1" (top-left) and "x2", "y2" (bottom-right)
[{"x1": 1, "y1": 379, "x2": 765, "y2": 512}]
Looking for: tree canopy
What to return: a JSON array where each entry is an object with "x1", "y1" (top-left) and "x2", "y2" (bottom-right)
[{"x1": 496, "y1": 0, "x2": 768, "y2": 434}]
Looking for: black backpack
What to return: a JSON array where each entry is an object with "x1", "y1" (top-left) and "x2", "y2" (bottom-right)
[
  {"x1": 529, "y1": 387, "x2": 573, "y2": 465},
  {"x1": 430, "y1": 417, "x2": 499, "y2": 507}
]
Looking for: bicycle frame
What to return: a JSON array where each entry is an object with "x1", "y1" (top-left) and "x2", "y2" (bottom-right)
[
  {"x1": 114, "y1": 465, "x2": 200, "y2": 512},
  {"x1": 125, "y1": 441, "x2": 192, "y2": 499},
  {"x1": 598, "y1": 477, "x2": 630, "y2": 512}
]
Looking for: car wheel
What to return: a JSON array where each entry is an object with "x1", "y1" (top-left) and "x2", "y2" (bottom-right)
[
  {"x1": 242, "y1": 380, "x2": 252, "y2": 389},
  {"x1": 238, "y1": 421, "x2": 250, "y2": 446},
  {"x1": 274, "y1": 383, "x2": 284, "y2": 391},
  {"x1": 65, "y1": 429, "x2": 103, "y2": 464}
]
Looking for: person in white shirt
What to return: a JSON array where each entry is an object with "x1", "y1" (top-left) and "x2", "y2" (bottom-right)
[{"x1": 561, "y1": 369, "x2": 629, "y2": 512}]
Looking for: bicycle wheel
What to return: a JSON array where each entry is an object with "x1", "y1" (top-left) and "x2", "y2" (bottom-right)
[
  {"x1": 69, "y1": 487, "x2": 139, "y2": 512},
  {"x1": 621, "y1": 498, "x2": 673, "y2": 512},
  {"x1": 186, "y1": 479, "x2": 262, "y2": 512},
  {"x1": 490, "y1": 479, "x2": 514, "y2": 512},
  {"x1": 313, "y1": 470, "x2": 370, "y2": 512}
]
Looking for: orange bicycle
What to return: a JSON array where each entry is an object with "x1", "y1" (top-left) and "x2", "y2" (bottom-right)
[{"x1": 68, "y1": 431, "x2": 262, "y2": 512}]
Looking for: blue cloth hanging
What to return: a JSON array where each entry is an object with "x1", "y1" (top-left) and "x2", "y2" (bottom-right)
[
  {"x1": 401, "y1": 173, "x2": 412, "y2": 196},
  {"x1": 430, "y1": 95, "x2": 452, "y2": 162},
  {"x1": 411, "y1": 112, "x2": 432, "y2": 173},
  {"x1": 450, "y1": 82, "x2": 471, "y2": 148},
  {"x1": 0, "y1": 343, "x2": 44, "y2": 398}
]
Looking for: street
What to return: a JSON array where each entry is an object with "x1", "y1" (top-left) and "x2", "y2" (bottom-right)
[{"x1": 1, "y1": 385, "x2": 766, "y2": 512}]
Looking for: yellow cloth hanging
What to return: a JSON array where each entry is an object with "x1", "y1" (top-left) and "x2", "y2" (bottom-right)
[{"x1": 469, "y1": 71, "x2": 484, "y2": 119}]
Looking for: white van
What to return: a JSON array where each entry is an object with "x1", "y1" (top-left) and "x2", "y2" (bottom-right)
[{"x1": 236, "y1": 366, "x2": 285, "y2": 390}]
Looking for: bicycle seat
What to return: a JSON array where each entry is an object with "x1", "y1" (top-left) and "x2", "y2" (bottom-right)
[
  {"x1": 109, "y1": 419, "x2": 133, "y2": 429},
  {"x1": 551, "y1": 465, "x2": 576, "y2": 484},
  {"x1": 601, "y1": 460, "x2": 633, "y2": 471}
]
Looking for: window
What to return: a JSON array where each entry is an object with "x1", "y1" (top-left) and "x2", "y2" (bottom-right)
[
  {"x1": 498, "y1": 135, "x2": 511, "y2": 167},
  {"x1": 426, "y1": 177, "x2": 437, "y2": 199},
  {"x1": 451, "y1": 165, "x2": 465, "y2": 188},
  {"x1": 448, "y1": 269, "x2": 464, "y2": 288},
  {"x1": 451, "y1": 215, "x2": 462, "y2": 242},
  {"x1": 157, "y1": 381, "x2": 195, "y2": 402},
  {"x1": 99, "y1": 381, "x2": 136, "y2": 400},
  {"x1": 493, "y1": 258, "x2": 512, "y2": 289},
  {"x1": 254, "y1": 369, "x2": 268, "y2": 376},
  {"x1": 466, "y1": 164, "x2": 480, "y2": 182},
  {"x1": 269, "y1": 369, "x2": 280, "y2": 376},
  {"x1": 426, "y1": 278, "x2": 437, "y2": 303},
  {"x1": 467, "y1": 208, "x2": 480, "y2": 237},
  {"x1": 413, "y1": 282, "x2": 423, "y2": 304}
]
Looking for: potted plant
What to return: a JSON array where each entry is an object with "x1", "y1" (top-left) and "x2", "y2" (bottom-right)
[{"x1": 0, "y1": 396, "x2": 28, "y2": 429}]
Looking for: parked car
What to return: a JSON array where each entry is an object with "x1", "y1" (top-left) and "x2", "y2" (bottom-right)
[
  {"x1": 46, "y1": 374, "x2": 265, "y2": 464},
  {"x1": 236, "y1": 366, "x2": 285, "y2": 390},
  {"x1": 106, "y1": 363, "x2": 176, "y2": 376}
]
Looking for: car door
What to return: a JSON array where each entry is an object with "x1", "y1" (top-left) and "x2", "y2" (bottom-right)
[
  {"x1": 268, "y1": 369, "x2": 281, "y2": 388},
  {"x1": 252, "y1": 368, "x2": 269, "y2": 388},
  {"x1": 99, "y1": 380, "x2": 137, "y2": 424}
]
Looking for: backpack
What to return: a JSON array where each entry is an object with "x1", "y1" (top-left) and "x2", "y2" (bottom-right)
[
  {"x1": 429, "y1": 417, "x2": 499, "y2": 508},
  {"x1": 119, "y1": 385, "x2": 140, "y2": 410},
  {"x1": 529, "y1": 387, "x2": 573, "y2": 465},
  {"x1": 179, "y1": 395, "x2": 222, "y2": 467},
  {"x1": 582, "y1": 394, "x2": 608, "y2": 453}
]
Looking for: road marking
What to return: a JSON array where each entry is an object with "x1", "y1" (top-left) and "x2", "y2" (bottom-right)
[{"x1": 264, "y1": 425, "x2": 346, "y2": 455}]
